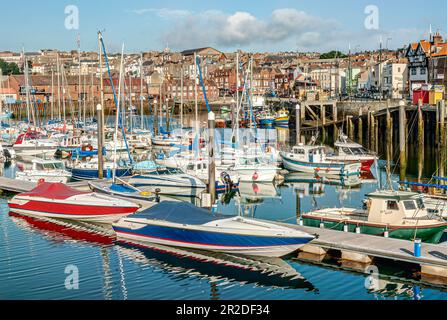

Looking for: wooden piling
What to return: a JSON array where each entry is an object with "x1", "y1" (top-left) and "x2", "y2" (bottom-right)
[
  {"x1": 153, "y1": 100, "x2": 159, "y2": 136},
  {"x1": 370, "y1": 113, "x2": 376, "y2": 153},
  {"x1": 296, "y1": 104, "x2": 301, "y2": 145},
  {"x1": 399, "y1": 101, "x2": 407, "y2": 182},
  {"x1": 386, "y1": 100, "x2": 393, "y2": 165},
  {"x1": 208, "y1": 111, "x2": 216, "y2": 204},
  {"x1": 358, "y1": 109, "x2": 363, "y2": 144},
  {"x1": 440, "y1": 100, "x2": 446, "y2": 186},
  {"x1": 418, "y1": 99, "x2": 424, "y2": 182}
]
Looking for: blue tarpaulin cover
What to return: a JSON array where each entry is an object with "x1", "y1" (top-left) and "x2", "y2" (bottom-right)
[{"x1": 129, "y1": 201, "x2": 235, "y2": 225}]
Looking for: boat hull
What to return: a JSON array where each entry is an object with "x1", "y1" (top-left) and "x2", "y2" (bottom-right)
[
  {"x1": 282, "y1": 155, "x2": 361, "y2": 177},
  {"x1": 302, "y1": 216, "x2": 447, "y2": 244},
  {"x1": 113, "y1": 224, "x2": 311, "y2": 258},
  {"x1": 69, "y1": 167, "x2": 132, "y2": 180},
  {"x1": 8, "y1": 200, "x2": 138, "y2": 223}
]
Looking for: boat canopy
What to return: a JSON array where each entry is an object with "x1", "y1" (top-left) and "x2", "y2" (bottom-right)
[
  {"x1": 129, "y1": 201, "x2": 235, "y2": 225},
  {"x1": 20, "y1": 183, "x2": 89, "y2": 200},
  {"x1": 366, "y1": 190, "x2": 418, "y2": 201}
]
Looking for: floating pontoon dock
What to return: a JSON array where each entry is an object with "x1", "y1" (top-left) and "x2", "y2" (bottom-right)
[{"x1": 276, "y1": 223, "x2": 447, "y2": 280}]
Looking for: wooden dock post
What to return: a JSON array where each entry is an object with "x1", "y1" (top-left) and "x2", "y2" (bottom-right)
[
  {"x1": 370, "y1": 113, "x2": 376, "y2": 153},
  {"x1": 386, "y1": 100, "x2": 393, "y2": 165},
  {"x1": 399, "y1": 100, "x2": 407, "y2": 181},
  {"x1": 358, "y1": 109, "x2": 363, "y2": 145},
  {"x1": 208, "y1": 111, "x2": 216, "y2": 205},
  {"x1": 153, "y1": 99, "x2": 159, "y2": 136},
  {"x1": 375, "y1": 117, "x2": 379, "y2": 153},
  {"x1": 347, "y1": 116, "x2": 354, "y2": 140},
  {"x1": 367, "y1": 111, "x2": 371, "y2": 149},
  {"x1": 295, "y1": 103, "x2": 301, "y2": 145},
  {"x1": 333, "y1": 103, "x2": 338, "y2": 139},
  {"x1": 418, "y1": 99, "x2": 425, "y2": 182},
  {"x1": 439, "y1": 100, "x2": 446, "y2": 186},
  {"x1": 321, "y1": 104, "x2": 326, "y2": 143}
]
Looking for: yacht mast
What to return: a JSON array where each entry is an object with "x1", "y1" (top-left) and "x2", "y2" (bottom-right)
[
  {"x1": 113, "y1": 44, "x2": 125, "y2": 183},
  {"x1": 140, "y1": 52, "x2": 144, "y2": 130}
]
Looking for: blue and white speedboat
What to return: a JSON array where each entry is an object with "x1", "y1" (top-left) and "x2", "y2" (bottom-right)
[{"x1": 112, "y1": 201, "x2": 314, "y2": 258}]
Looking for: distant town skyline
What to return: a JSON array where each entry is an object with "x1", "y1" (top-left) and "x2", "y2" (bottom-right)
[{"x1": 0, "y1": 0, "x2": 444, "y2": 53}]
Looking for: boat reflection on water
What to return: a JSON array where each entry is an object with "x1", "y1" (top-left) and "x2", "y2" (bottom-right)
[
  {"x1": 8, "y1": 212, "x2": 115, "y2": 246},
  {"x1": 239, "y1": 182, "x2": 281, "y2": 201},
  {"x1": 117, "y1": 242, "x2": 316, "y2": 292},
  {"x1": 284, "y1": 172, "x2": 362, "y2": 196},
  {"x1": 8, "y1": 211, "x2": 315, "y2": 294}
]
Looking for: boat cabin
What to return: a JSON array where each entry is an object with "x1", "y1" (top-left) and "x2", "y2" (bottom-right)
[
  {"x1": 335, "y1": 142, "x2": 370, "y2": 156},
  {"x1": 290, "y1": 145, "x2": 326, "y2": 163},
  {"x1": 32, "y1": 159, "x2": 66, "y2": 171},
  {"x1": 365, "y1": 191, "x2": 429, "y2": 224}
]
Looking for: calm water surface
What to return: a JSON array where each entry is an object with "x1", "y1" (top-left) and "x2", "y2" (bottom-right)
[{"x1": 1, "y1": 124, "x2": 447, "y2": 300}]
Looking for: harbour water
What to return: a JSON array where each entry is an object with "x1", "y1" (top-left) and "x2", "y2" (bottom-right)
[{"x1": 1, "y1": 123, "x2": 447, "y2": 300}]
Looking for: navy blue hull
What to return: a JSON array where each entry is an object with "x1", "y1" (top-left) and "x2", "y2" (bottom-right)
[
  {"x1": 113, "y1": 224, "x2": 311, "y2": 248},
  {"x1": 69, "y1": 168, "x2": 132, "y2": 180}
]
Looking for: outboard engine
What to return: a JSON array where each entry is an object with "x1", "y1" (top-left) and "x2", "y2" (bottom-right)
[{"x1": 220, "y1": 172, "x2": 234, "y2": 193}]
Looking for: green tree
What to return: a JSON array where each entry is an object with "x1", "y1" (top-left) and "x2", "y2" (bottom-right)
[
  {"x1": 320, "y1": 51, "x2": 348, "y2": 59},
  {"x1": 0, "y1": 59, "x2": 22, "y2": 75}
]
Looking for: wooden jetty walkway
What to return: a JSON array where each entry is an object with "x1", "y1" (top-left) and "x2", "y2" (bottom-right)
[{"x1": 280, "y1": 223, "x2": 447, "y2": 279}]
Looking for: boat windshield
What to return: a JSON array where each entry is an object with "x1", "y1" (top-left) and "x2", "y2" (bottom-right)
[
  {"x1": 403, "y1": 200, "x2": 417, "y2": 211},
  {"x1": 156, "y1": 167, "x2": 183, "y2": 175}
]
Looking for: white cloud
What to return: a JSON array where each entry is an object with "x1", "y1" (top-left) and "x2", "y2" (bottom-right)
[
  {"x1": 133, "y1": 8, "x2": 426, "y2": 52},
  {"x1": 131, "y1": 8, "x2": 192, "y2": 19}
]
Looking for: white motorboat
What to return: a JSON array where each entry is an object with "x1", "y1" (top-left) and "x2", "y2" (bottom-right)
[
  {"x1": 129, "y1": 166, "x2": 207, "y2": 197},
  {"x1": 16, "y1": 158, "x2": 72, "y2": 183},
  {"x1": 281, "y1": 144, "x2": 361, "y2": 177},
  {"x1": 8, "y1": 182, "x2": 140, "y2": 223},
  {"x1": 113, "y1": 201, "x2": 315, "y2": 257},
  {"x1": 326, "y1": 134, "x2": 378, "y2": 172},
  {"x1": 231, "y1": 157, "x2": 279, "y2": 182},
  {"x1": 13, "y1": 131, "x2": 58, "y2": 156}
]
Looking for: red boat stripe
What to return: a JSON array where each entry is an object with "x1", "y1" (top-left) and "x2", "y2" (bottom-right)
[{"x1": 9, "y1": 202, "x2": 138, "y2": 216}]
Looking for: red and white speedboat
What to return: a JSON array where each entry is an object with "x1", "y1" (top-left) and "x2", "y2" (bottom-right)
[
  {"x1": 8, "y1": 183, "x2": 140, "y2": 223},
  {"x1": 326, "y1": 135, "x2": 377, "y2": 172}
]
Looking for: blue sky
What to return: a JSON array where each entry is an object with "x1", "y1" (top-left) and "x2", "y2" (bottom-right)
[{"x1": 0, "y1": 0, "x2": 444, "y2": 53}]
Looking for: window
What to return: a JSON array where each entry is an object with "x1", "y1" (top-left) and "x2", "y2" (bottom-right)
[
  {"x1": 387, "y1": 201, "x2": 399, "y2": 211},
  {"x1": 403, "y1": 201, "x2": 417, "y2": 211},
  {"x1": 411, "y1": 69, "x2": 417, "y2": 75},
  {"x1": 420, "y1": 68, "x2": 426, "y2": 75}
]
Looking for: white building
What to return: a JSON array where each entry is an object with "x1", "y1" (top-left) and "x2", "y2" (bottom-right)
[{"x1": 383, "y1": 62, "x2": 408, "y2": 99}]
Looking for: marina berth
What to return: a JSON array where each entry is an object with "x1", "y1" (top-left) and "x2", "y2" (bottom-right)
[
  {"x1": 281, "y1": 144, "x2": 362, "y2": 177},
  {"x1": 302, "y1": 190, "x2": 447, "y2": 244},
  {"x1": 8, "y1": 182, "x2": 140, "y2": 223},
  {"x1": 325, "y1": 134, "x2": 378, "y2": 172},
  {"x1": 113, "y1": 201, "x2": 315, "y2": 258},
  {"x1": 15, "y1": 158, "x2": 72, "y2": 184}
]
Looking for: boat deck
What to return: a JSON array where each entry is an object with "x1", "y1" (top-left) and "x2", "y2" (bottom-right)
[{"x1": 278, "y1": 223, "x2": 447, "y2": 271}]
